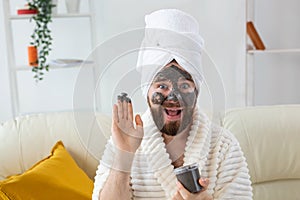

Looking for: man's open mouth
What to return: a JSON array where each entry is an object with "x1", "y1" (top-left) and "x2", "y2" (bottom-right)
[{"x1": 164, "y1": 107, "x2": 183, "y2": 120}]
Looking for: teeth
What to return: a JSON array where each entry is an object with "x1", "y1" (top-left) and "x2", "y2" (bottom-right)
[
  {"x1": 165, "y1": 108, "x2": 182, "y2": 116},
  {"x1": 166, "y1": 108, "x2": 181, "y2": 111}
]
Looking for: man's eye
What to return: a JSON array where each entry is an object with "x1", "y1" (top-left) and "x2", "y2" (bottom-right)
[
  {"x1": 158, "y1": 84, "x2": 168, "y2": 89},
  {"x1": 180, "y1": 83, "x2": 190, "y2": 89}
]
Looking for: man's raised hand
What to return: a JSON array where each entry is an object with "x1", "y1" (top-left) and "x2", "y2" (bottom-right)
[{"x1": 112, "y1": 93, "x2": 144, "y2": 153}]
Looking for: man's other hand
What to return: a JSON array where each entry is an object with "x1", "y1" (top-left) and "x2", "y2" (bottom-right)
[{"x1": 172, "y1": 178, "x2": 213, "y2": 200}]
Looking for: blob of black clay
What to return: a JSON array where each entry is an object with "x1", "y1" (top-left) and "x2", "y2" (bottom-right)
[
  {"x1": 151, "y1": 92, "x2": 164, "y2": 105},
  {"x1": 117, "y1": 92, "x2": 131, "y2": 103}
]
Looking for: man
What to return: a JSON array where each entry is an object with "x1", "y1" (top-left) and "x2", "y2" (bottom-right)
[{"x1": 93, "y1": 9, "x2": 252, "y2": 200}]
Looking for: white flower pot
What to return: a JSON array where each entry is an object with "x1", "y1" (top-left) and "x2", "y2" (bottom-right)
[{"x1": 65, "y1": 0, "x2": 80, "y2": 13}]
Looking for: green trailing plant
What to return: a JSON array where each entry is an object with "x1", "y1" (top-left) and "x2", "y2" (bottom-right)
[{"x1": 28, "y1": 0, "x2": 55, "y2": 81}]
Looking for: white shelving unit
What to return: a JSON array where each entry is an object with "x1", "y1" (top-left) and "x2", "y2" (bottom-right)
[
  {"x1": 3, "y1": 0, "x2": 97, "y2": 118},
  {"x1": 9, "y1": 13, "x2": 92, "y2": 20},
  {"x1": 14, "y1": 63, "x2": 95, "y2": 71},
  {"x1": 246, "y1": 48, "x2": 300, "y2": 106},
  {"x1": 247, "y1": 48, "x2": 300, "y2": 106},
  {"x1": 245, "y1": 0, "x2": 300, "y2": 106},
  {"x1": 248, "y1": 49, "x2": 300, "y2": 54}
]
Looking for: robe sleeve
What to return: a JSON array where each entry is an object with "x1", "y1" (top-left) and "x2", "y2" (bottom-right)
[
  {"x1": 213, "y1": 130, "x2": 253, "y2": 200},
  {"x1": 92, "y1": 137, "x2": 114, "y2": 200},
  {"x1": 92, "y1": 137, "x2": 135, "y2": 200}
]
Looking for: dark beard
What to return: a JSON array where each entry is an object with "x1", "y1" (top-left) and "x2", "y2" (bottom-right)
[{"x1": 150, "y1": 106, "x2": 194, "y2": 136}]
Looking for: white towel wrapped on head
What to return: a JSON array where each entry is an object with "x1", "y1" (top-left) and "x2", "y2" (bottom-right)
[{"x1": 136, "y1": 9, "x2": 205, "y2": 98}]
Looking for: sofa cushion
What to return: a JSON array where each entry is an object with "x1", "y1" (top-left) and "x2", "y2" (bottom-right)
[
  {"x1": 223, "y1": 104, "x2": 300, "y2": 199},
  {"x1": 0, "y1": 112, "x2": 111, "y2": 180},
  {"x1": 0, "y1": 141, "x2": 93, "y2": 200}
]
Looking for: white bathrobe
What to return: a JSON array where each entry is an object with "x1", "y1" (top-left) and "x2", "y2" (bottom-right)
[{"x1": 92, "y1": 107, "x2": 253, "y2": 199}]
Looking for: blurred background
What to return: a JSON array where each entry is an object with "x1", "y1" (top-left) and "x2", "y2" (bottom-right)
[{"x1": 0, "y1": 0, "x2": 299, "y2": 122}]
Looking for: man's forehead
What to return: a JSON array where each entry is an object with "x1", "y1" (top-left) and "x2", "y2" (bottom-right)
[{"x1": 153, "y1": 65, "x2": 194, "y2": 82}]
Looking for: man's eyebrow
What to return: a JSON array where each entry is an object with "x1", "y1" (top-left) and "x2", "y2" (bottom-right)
[
  {"x1": 153, "y1": 73, "x2": 168, "y2": 82},
  {"x1": 178, "y1": 76, "x2": 193, "y2": 82},
  {"x1": 178, "y1": 69, "x2": 194, "y2": 82}
]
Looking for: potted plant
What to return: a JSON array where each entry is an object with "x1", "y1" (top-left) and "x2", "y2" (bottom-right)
[{"x1": 28, "y1": 0, "x2": 56, "y2": 81}]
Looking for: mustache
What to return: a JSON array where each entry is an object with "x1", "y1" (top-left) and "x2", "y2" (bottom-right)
[{"x1": 162, "y1": 100, "x2": 183, "y2": 108}]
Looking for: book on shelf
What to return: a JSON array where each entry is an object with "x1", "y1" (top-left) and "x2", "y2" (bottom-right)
[{"x1": 247, "y1": 21, "x2": 266, "y2": 50}]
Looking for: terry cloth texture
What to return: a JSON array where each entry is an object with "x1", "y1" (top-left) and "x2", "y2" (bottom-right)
[{"x1": 92, "y1": 107, "x2": 253, "y2": 199}]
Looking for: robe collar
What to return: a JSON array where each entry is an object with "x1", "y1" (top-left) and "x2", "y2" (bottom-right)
[{"x1": 141, "y1": 107, "x2": 211, "y2": 198}]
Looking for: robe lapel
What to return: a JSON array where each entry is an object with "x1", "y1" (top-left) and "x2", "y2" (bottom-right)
[
  {"x1": 183, "y1": 110, "x2": 211, "y2": 170},
  {"x1": 141, "y1": 108, "x2": 211, "y2": 199}
]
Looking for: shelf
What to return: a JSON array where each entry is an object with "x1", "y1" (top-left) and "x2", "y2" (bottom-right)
[
  {"x1": 248, "y1": 48, "x2": 300, "y2": 54},
  {"x1": 15, "y1": 63, "x2": 94, "y2": 71},
  {"x1": 9, "y1": 13, "x2": 92, "y2": 20},
  {"x1": 3, "y1": 0, "x2": 97, "y2": 118}
]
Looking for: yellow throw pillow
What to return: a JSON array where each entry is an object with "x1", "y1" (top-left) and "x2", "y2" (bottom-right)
[{"x1": 0, "y1": 141, "x2": 93, "y2": 200}]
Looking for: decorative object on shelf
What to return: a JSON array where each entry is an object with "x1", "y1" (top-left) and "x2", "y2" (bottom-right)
[
  {"x1": 65, "y1": 0, "x2": 80, "y2": 13},
  {"x1": 247, "y1": 21, "x2": 266, "y2": 50},
  {"x1": 28, "y1": 0, "x2": 56, "y2": 81},
  {"x1": 27, "y1": 45, "x2": 38, "y2": 67},
  {"x1": 17, "y1": 4, "x2": 38, "y2": 15},
  {"x1": 50, "y1": 58, "x2": 93, "y2": 67}
]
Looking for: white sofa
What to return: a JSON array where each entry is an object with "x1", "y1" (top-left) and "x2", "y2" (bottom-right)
[
  {"x1": 1, "y1": 105, "x2": 300, "y2": 199},
  {"x1": 223, "y1": 105, "x2": 300, "y2": 200},
  {"x1": 0, "y1": 111, "x2": 112, "y2": 181}
]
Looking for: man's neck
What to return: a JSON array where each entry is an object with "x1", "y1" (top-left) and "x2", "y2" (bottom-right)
[{"x1": 162, "y1": 125, "x2": 191, "y2": 168}]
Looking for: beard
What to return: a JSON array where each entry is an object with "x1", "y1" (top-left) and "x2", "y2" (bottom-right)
[{"x1": 150, "y1": 105, "x2": 194, "y2": 136}]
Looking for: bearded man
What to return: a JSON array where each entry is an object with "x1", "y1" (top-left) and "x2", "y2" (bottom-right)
[{"x1": 93, "y1": 9, "x2": 252, "y2": 200}]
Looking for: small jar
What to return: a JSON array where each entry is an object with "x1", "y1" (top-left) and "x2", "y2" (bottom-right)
[{"x1": 174, "y1": 163, "x2": 202, "y2": 193}]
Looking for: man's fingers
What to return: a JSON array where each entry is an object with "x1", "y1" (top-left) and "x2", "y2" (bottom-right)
[
  {"x1": 176, "y1": 181, "x2": 189, "y2": 199},
  {"x1": 199, "y1": 178, "x2": 209, "y2": 190},
  {"x1": 112, "y1": 104, "x2": 119, "y2": 123},
  {"x1": 135, "y1": 114, "x2": 143, "y2": 127},
  {"x1": 172, "y1": 191, "x2": 184, "y2": 200},
  {"x1": 135, "y1": 115, "x2": 144, "y2": 139},
  {"x1": 128, "y1": 102, "x2": 133, "y2": 121},
  {"x1": 117, "y1": 100, "x2": 123, "y2": 119},
  {"x1": 123, "y1": 100, "x2": 128, "y2": 120}
]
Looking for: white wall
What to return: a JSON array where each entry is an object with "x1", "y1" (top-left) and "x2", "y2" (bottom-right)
[
  {"x1": 253, "y1": 0, "x2": 300, "y2": 105},
  {"x1": 94, "y1": 0, "x2": 246, "y2": 116},
  {"x1": 1, "y1": 0, "x2": 247, "y2": 122},
  {"x1": 0, "y1": 0, "x2": 13, "y2": 122}
]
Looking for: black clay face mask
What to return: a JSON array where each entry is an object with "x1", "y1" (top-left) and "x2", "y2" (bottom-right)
[{"x1": 148, "y1": 65, "x2": 198, "y2": 136}]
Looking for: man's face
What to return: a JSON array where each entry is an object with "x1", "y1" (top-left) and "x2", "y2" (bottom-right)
[{"x1": 147, "y1": 62, "x2": 198, "y2": 136}]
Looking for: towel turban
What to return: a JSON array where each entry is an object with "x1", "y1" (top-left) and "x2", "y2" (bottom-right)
[{"x1": 136, "y1": 9, "x2": 205, "y2": 98}]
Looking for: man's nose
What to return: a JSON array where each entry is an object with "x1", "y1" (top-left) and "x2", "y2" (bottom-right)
[{"x1": 166, "y1": 90, "x2": 181, "y2": 102}]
